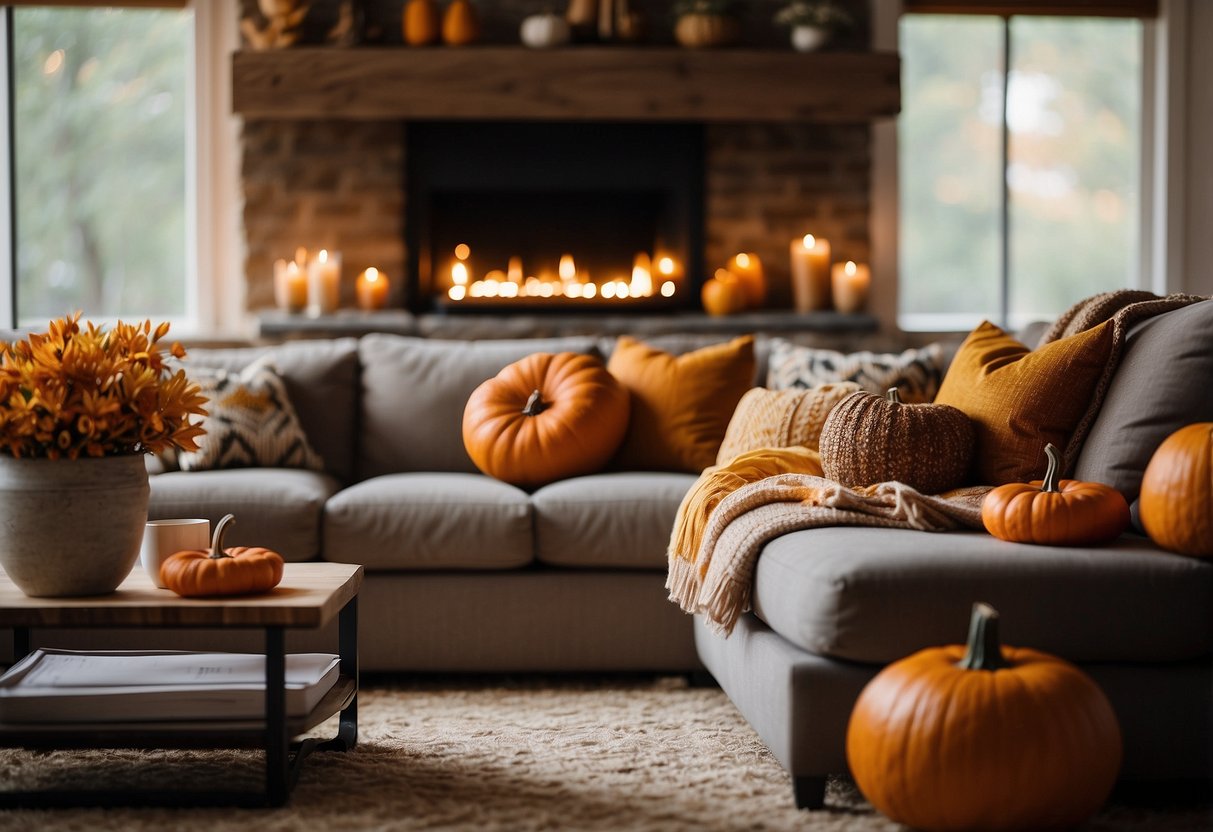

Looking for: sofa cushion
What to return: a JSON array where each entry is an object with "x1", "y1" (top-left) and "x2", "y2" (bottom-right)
[
  {"x1": 357, "y1": 335, "x2": 598, "y2": 478},
  {"x1": 751, "y1": 526, "x2": 1213, "y2": 664},
  {"x1": 178, "y1": 359, "x2": 325, "y2": 473},
  {"x1": 532, "y1": 472, "x2": 697, "y2": 568},
  {"x1": 935, "y1": 320, "x2": 1115, "y2": 485},
  {"x1": 182, "y1": 339, "x2": 359, "y2": 483},
  {"x1": 1075, "y1": 299, "x2": 1213, "y2": 504},
  {"x1": 323, "y1": 473, "x2": 533, "y2": 570},
  {"x1": 765, "y1": 339, "x2": 949, "y2": 404},
  {"x1": 607, "y1": 335, "x2": 755, "y2": 472},
  {"x1": 149, "y1": 469, "x2": 340, "y2": 562}
]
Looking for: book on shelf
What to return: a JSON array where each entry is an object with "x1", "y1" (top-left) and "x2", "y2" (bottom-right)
[{"x1": 0, "y1": 649, "x2": 340, "y2": 724}]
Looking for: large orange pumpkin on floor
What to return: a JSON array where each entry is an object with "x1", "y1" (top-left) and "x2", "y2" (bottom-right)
[
  {"x1": 982, "y1": 442, "x2": 1130, "y2": 546},
  {"x1": 462, "y1": 352, "x2": 629, "y2": 488},
  {"x1": 160, "y1": 514, "x2": 284, "y2": 598},
  {"x1": 1139, "y1": 423, "x2": 1213, "y2": 557},
  {"x1": 819, "y1": 387, "x2": 974, "y2": 494},
  {"x1": 847, "y1": 603, "x2": 1121, "y2": 832}
]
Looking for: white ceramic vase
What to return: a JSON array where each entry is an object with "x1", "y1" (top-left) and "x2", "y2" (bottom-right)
[
  {"x1": 791, "y1": 25, "x2": 829, "y2": 53},
  {"x1": 0, "y1": 455, "x2": 149, "y2": 597}
]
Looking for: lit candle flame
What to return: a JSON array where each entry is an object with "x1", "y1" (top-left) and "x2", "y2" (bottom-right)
[
  {"x1": 845, "y1": 260, "x2": 857, "y2": 276},
  {"x1": 364, "y1": 267, "x2": 380, "y2": 283},
  {"x1": 318, "y1": 249, "x2": 329, "y2": 264},
  {"x1": 803, "y1": 235, "x2": 815, "y2": 249},
  {"x1": 660, "y1": 281, "x2": 676, "y2": 297},
  {"x1": 583, "y1": 282, "x2": 597, "y2": 299},
  {"x1": 657, "y1": 257, "x2": 675, "y2": 276},
  {"x1": 454, "y1": 243, "x2": 470, "y2": 261},
  {"x1": 448, "y1": 285, "x2": 466, "y2": 301},
  {"x1": 559, "y1": 254, "x2": 576, "y2": 281},
  {"x1": 452, "y1": 262, "x2": 469, "y2": 286},
  {"x1": 735, "y1": 253, "x2": 751, "y2": 269}
]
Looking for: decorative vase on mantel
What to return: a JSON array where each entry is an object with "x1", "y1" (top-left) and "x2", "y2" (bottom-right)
[{"x1": 0, "y1": 455, "x2": 149, "y2": 597}]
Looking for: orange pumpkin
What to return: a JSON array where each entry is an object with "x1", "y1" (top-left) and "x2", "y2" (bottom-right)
[
  {"x1": 403, "y1": 0, "x2": 441, "y2": 45},
  {"x1": 982, "y1": 443, "x2": 1129, "y2": 546},
  {"x1": 160, "y1": 514, "x2": 284, "y2": 598},
  {"x1": 819, "y1": 387, "x2": 974, "y2": 494},
  {"x1": 847, "y1": 603, "x2": 1121, "y2": 831},
  {"x1": 442, "y1": 0, "x2": 480, "y2": 45},
  {"x1": 673, "y1": 13, "x2": 739, "y2": 48},
  {"x1": 701, "y1": 270, "x2": 747, "y2": 317},
  {"x1": 1139, "y1": 423, "x2": 1213, "y2": 557},
  {"x1": 462, "y1": 352, "x2": 629, "y2": 488}
]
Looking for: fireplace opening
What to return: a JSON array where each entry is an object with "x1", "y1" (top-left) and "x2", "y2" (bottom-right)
[{"x1": 406, "y1": 122, "x2": 704, "y2": 313}]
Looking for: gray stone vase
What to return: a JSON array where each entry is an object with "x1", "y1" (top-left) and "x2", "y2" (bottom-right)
[{"x1": 0, "y1": 454, "x2": 150, "y2": 597}]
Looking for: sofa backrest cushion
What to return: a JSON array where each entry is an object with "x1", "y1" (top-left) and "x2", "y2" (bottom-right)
[
  {"x1": 1075, "y1": 299, "x2": 1213, "y2": 503},
  {"x1": 357, "y1": 334, "x2": 599, "y2": 478},
  {"x1": 181, "y1": 339, "x2": 360, "y2": 483},
  {"x1": 596, "y1": 333, "x2": 769, "y2": 385}
]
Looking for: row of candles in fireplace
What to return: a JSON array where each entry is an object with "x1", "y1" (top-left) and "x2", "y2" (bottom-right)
[
  {"x1": 271, "y1": 236, "x2": 871, "y2": 314},
  {"x1": 444, "y1": 245, "x2": 679, "y2": 303}
]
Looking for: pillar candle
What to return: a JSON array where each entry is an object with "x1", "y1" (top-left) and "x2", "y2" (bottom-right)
[
  {"x1": 356, "y1": 267, "x2": 390, "y2": 311},
  {"x1": 728, "y1": 252, "x2": 765, "y2": 308},
  {"x1": 831, "y1": 260, "x2": 871, "y2": 314},
  {"x1": 790, "y1": 234, "x2": 832, "y2": 312},
  {"x1": 307, "y1": 249, "x2": 341, "y2": 316},
  {"x1": 273, "y1": 259, "x2": 307, "y2": 313}
]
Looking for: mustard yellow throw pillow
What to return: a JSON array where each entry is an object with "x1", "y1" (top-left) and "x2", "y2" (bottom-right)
[
  {"x1": 715, "y1": 382, "x2": 860, "y2": 466},
  {"x1": 608, "y1": 335, "x2": 755, "y2": 472},
  {"x1": 934, "y1": 320, "x2": 1114, "y2": 486}
]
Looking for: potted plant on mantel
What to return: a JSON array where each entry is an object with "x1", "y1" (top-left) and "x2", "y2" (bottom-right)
[
  {"x1": 774, "y1": 0, "x2": 853, "y2": 52},
  {"x1": 0, "y1": 315, "x2": 207, "y2": 598}
]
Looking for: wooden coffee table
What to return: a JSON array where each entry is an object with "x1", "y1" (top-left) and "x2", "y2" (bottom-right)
[{"x1": 0, "y1": 561, "x2": 362, "y2": 808}]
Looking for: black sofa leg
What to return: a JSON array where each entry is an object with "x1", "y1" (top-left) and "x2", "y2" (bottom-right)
[
  {"x1": 793, "y1": 776, "x2": 827, "y2": 810},
  {"x1": 685, "y1": 670, "x2": 718, "y2": 688}
]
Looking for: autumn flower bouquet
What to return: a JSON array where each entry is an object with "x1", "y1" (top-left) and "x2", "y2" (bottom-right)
[{"x1": 0, "y1": 313, "x2": 208, "y2": 460}]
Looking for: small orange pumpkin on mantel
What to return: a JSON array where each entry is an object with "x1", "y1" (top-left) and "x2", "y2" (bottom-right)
[
  {"x1": 981, "y1": 443, "x2": 1130, "y2": 546},
  {"x1": 160, "y1": 514, "x2": 284, "y2": 598},
  {"x1": 847, "y1": 602, "x2": 1122, "y2": 831}
]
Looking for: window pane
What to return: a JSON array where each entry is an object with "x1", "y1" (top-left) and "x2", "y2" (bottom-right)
[
  {"x1": 898, "y1": 15, "x2": 1004, "y2": 330},
  {"x1": 14, "y1": 8, "x2": 190, "y2": 324},
  {"x1": 1007, "y1": 17, "x2": 1142, "y2": 327}
]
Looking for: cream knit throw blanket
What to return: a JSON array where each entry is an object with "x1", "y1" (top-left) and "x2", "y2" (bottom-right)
[{"x1": 667, "y1": 474, "x2": 990, "y2": 636}]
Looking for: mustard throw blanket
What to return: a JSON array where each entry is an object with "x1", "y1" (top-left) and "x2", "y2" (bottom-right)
[{"x1": 667, "y1": 470, "x2": 990, "y2": 636}]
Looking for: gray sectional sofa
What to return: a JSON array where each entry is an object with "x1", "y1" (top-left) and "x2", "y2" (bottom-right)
[{"x1": 138, "y1": 302, "x2": 1213, "y2": 807}]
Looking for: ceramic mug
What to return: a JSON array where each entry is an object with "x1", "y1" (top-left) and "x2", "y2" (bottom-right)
[{"x1": 141, "y1": 519, "x2": 210, "y2": 588}]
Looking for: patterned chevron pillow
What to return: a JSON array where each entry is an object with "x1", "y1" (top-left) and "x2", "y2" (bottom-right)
[
  {"x1": 765, "y1": 340, "x2": 950, "y2": 404},
  {"x1": 177, "y1": 358, "x2": 325, "y2": 472}
]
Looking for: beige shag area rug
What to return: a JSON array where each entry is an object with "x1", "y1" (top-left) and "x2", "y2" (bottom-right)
[{"x1": 0, "y1": 676, "x2": 1208, "y2": 831}]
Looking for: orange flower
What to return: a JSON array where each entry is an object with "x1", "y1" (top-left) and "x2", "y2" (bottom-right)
[{"x1": 0, "y1": 314, "x2": 208, "y2": 459}]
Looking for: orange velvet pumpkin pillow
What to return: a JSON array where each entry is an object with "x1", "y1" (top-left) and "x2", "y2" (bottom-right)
[
  {"x1": 608, "y1": 335, "x2": 755, "y2": 472},
  {"x1": 934, "y1": 320, "x2": 1114, "y2": 486}
]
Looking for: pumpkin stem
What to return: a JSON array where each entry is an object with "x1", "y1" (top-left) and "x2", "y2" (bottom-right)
[
  {"x1": 886, "y1": 387, "x2": 902, "y2": 405},
  {"x1": 1041, "y1": 443, "x2": 1061, "y2": 493},
  {"x1": 958, "y1": 602, "x2": 1007, "y2": 671},
  {"x1": 522, "y1": 388, "x2": 548, "y2": 417},
  {"x1": 209, "y1": 514, "x2": 236, "y2": 560}
]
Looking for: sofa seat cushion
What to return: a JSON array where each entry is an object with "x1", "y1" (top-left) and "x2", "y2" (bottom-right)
[
  {"x1": 532, "y1": 473, "x2": 697, "y2": 568},
  {"x1": 752, "y1": 527, "x2": 1213, "y2": 664},
  {"x1": 150, "y1": 469, "x2": 340, "y2": 562},
  {"x1": 324, "y1": 473, "x2": 532, "y2": 570}
]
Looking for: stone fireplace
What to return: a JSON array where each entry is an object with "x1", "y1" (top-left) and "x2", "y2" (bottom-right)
[{"x1": 233, "y1": 2, "x2": 897, "y2": 326}]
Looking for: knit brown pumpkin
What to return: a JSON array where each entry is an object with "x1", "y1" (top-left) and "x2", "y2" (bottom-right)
[{"x1": 820, "y1": 388, "x2": 974, "y2": 494}]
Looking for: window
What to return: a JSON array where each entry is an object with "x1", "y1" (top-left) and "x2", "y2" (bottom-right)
[
  {"x1": 5, "y1": 4, "x2": 194, "y2": 327},
  {"x1": 898, "y1": 13, "x2": 1144, "y2": 330}
]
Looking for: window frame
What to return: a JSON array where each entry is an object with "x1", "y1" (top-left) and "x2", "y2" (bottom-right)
[
  {"x1": 880, "y1": 0, "x2": 1183, "y2": 334},
  {"x1": 0, "y1": 2, "x2": 243, "y2": 337}
]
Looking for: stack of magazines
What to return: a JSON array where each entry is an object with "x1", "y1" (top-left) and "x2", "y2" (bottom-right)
[{"x1": 0, "y1": 649, "x2": 340, "y2": 725}]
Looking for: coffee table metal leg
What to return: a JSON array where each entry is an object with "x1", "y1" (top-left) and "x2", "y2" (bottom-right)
[
  {"x1": 319, "y1": 595, "x2": 358, "y2": 751},
  {"x1": 264, "y1": 625, "x2": 288, "y2": 807}
]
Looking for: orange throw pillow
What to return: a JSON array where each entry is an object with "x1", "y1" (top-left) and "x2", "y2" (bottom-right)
[
  {"x1": 935, "y1": 320, "x2": 1114, "y2": 486},
  {"x1": 608, "y1": 335, "x2": 755, "y2": 472}
]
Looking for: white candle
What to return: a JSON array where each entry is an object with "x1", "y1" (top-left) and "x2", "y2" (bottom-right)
[
  {"x1": 790, "y1": 234, "x2": 832, "y2": 312},
  {"x1": 307, "y1": 249, "x2": 341, "y2": 316},
  {"x1": 274, "y1": 259, "x2": 307, "y2": 313},
  {"x1": 831, "y1": 260, "x2": 871, "y2": 314}
]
